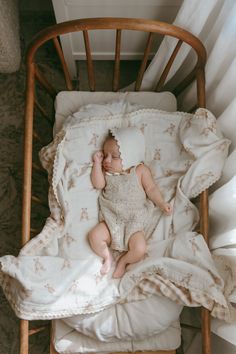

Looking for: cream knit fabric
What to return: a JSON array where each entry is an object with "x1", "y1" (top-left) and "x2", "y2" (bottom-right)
[{"x1": 99, "y1": 167, "x2": 156, "y2": 251}]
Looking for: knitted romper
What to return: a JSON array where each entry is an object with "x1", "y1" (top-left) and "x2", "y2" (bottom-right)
[{"x1": 99, "y1": 166, "x2": 155, "y2": 251}]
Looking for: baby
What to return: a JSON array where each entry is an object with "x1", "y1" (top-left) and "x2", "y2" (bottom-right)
[{"x1": 88, "y1": 127, "x2": 172, "y2": 278}]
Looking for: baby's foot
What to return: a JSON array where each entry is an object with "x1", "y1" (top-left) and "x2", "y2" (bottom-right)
[
  {"x1": 112, "y1": 262, "x2": 126, "y2": 278},
  {"x1": 100, "y1": 252, "x2": 113, "y2": 275}
]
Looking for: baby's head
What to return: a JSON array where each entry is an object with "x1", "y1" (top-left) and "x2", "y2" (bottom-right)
[
  {"x1": 102, "y1": 127, "x2": 145, "y2": 173},
  {"x1": 102, "y1": 135, "x2": 123, "y2": 173}
]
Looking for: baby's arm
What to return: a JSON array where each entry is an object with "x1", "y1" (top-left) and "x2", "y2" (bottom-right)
[
  {"x1": 91, "y1": 151, "x2": 106, "y2": 189},
  {"x1": 139, "y1": 165, "x2": 172, "y2": 215}
]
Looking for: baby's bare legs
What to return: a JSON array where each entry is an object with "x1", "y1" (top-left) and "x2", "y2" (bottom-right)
[
  {"x1": 88, "y1": 221, "x2": 112, "y2": 275},
  {"x1": 113, "y1": 231, "x2": 146, "y2": 279}
]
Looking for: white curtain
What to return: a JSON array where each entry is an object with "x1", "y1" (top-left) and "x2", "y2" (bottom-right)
[{"x1": 142, "y1": 0, "x2": 236, "y2": 353}]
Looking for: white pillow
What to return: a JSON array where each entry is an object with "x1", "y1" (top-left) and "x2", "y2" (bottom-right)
[
  {"x1": 223, "y1": 150, "x2": 236, "y2": 182},
  {"x1": 211, "y1": 318, "x2": 236, "y2": 345},
  {"x1": 54, "y1": 91, "x2": 177, "y2": 134},
  {"x1": 217, "y1": 97, "x2": 236, "y2": 152},
  {"x1": 209, "y1": 176, "x2": 236, "y2": 250}
]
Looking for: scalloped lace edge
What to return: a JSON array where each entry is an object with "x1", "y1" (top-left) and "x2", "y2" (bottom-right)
[
  {"x1": 190, "y1": 172, "x2": 222, "y2": 199},
  {"x1": 109, "y1": 127, "x2": 127, "y2": 171},
  {"x1": 52, "y1": 131, "x2": 67, "y2": 206}
]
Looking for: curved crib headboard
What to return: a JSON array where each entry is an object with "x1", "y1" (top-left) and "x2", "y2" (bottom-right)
[{"x1": 26, "y1": 17, "x2": 206, "y2": 98}]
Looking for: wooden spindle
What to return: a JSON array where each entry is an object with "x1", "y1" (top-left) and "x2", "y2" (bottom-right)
[
  {"x1": 20, "y1": 320, "x2": 29, "y2": 354},
  {"x1": 135, "y1": 32, "x2": 154, "y2": 91},
  {"x1": 35, "y1": 65, "x2": 57, "y2": 98},
  {"x1": 196, "y1": 68, "x2": 206, "y2": 109},
  {"x1": 30, "y1": 227, "x2": 41, "y2": 236},
  {"x1": 196, "y1": 67, "x2": 211, "y2": 354},
  {"x1": 173, "y1": 69, "x2": 196, "y2": 97},
  {"x1": 113, "y1": 29, "x2": 121, "y2": 92},
  {"x1": 53, "y1": 37, "x2": 73, "y2": 90},
  {"x1": 200, "y1": 188, "x2": 211, "y2": 354},
  {"x1": 29, "y1": 325, "x2": 48, "y2": 336},
  {"x1": 156, "y1": 39, "x2": 182, "y2": 92},
  {"x1": 33, "y1": 130, "x2": 44, "y2": 145},
  {"x1": 32, "y1": 195, "x2": 48, "y2": 209},
  {"x1": 202, "y1": 307, "x2": 211, "y2": 354},
  {"x1": 22, "y1": 61, "x2": 35, "y2": 248},
  {"x1": 83, "y1": 30, "x2": 95, "y2": 91},
  {"x1": 35, "y1": 100, "x2": 53, "y2": 127},
  {"x1": 32, "y1": 162, "x2": 47, "y2": 176}
]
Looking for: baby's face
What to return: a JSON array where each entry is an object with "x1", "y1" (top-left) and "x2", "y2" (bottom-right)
[{"x1": 102, "y1": 138, "x2": 123, "y2": 173}]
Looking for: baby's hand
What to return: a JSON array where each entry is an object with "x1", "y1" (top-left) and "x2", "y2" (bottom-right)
[
  {"x1": 93, "y1": 150, "x2": 104, "y2": 164},
  {"x1": 161, "y1": 202, "x2": 172, "y2": 216}
]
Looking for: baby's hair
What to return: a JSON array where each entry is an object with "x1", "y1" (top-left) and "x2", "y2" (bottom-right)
[
  {"x1": 108, "y1": 131, "x2": 115, "y2": 139},
  {"x1": 102, "y1": 131, "x2": 116, "y2": 145}
]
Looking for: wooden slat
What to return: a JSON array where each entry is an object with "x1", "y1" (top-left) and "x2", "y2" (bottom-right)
[
  {"x1": 196, "y1": 68, "x2": 206, "y2": 109},
  {"x1": 32, "y1": 162, "x2": 47, "y2": 176},
  {"x1": 22, "y1": 62, "x2": 35, "y2": 247},
  {"x1": 53, "y1": 37, "x2": 73, "y2": 90},
  {"x1": 200, "y1": 189, "x2": 211, "y2": 354},
  {"x1": 135, "y1": 32, "x2": 154, "y2": 91},
  {"x1": 29, "y1": 325, "x2": 48, "y2": 336},
  {"x1": 30, "y1": 227, "x2": 41, "y2": 236},
  {"x1": 32, "y1": 195, "x2": 48, "y2": 209},
  {"x1": 113, "y1": 29, "x2": 121, "y2": 92},
  {"x1": 83, "y1": 30, "x2": 95, "y2": 91},
  {"x1": 202, "y1": 307, "x2": 211, "y2": 354},
  {"x1": 156, "y1": 39, "x2": 182, "y2": 92},
  {"x1": 35, "y1": 99, "x2": 53, "y2": 127},
  {"x1": 196, "y1": 67, "x2": 211, "y2": 354},
  {"x1": 172, "y1": 69, "x2": 196, "y2": 96},
  {"x1": 33, "y1": 130, "x2": 44, "y2": 145},
  {"x1": 20, "y1": 320, "x2": 29, "y2": 354},
  {"x1": 35, "y1": 65, "x2": 57, "y2": 98}
]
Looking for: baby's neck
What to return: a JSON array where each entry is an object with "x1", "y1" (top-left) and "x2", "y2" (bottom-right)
[{"x1": 105, "y1": 167, "x2": 132, "y2": 176}]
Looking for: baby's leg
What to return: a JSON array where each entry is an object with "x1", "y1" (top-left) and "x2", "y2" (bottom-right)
[
  {"x1": 88, "y1": 222, "x2": 112, "y2": 275},
  {"x1": 113, "y1": 231, "x2": 146, "y2": 278}
]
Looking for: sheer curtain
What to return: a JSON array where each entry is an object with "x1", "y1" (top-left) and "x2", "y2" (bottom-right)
[{"x1": 142, "y1": 0, "x2": 236, "y2": 353}]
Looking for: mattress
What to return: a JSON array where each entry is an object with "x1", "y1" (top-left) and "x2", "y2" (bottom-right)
[
  {"x1": 53, "y1": 319, "x2": 181, "y2": 354},
  {"x1": 52, "y1": 90, "x2": 180, "y2": 353}
]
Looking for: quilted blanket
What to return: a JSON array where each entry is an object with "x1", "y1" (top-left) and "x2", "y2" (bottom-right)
[{"x1": 0, "y1": 105, "x2": 233, "y2": 322}]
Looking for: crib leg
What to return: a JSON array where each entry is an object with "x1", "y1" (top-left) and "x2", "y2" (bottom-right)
[
  {"x1": 50, "y1": 340, "x2": 58, "y2": 354},
  {"x1": 50, "y1": 322, "x2": 59, "y2": 354},
  {"x1": 20, "y1": 320, "x2": 29, "y2": 354},
  {"x1": 113, "y1": 351, "x2": 176, "y2": 354}
]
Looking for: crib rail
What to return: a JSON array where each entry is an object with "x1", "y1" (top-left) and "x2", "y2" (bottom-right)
[
  {"x1": 21, "y1": 17, "x2": 210, "y2": 354},
  {"x1": 26, "y1": 17, "x2": 206, "y2": 93}
]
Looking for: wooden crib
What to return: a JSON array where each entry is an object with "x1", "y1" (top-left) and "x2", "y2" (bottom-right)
[{"x1": 21, "y1": 17, "x2": 209, "y2": 354}]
